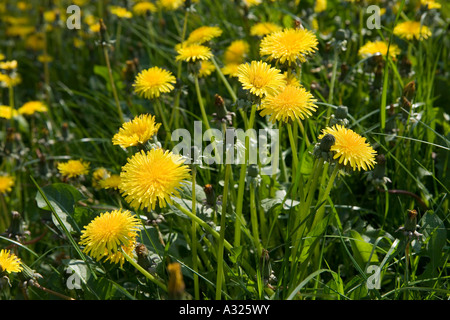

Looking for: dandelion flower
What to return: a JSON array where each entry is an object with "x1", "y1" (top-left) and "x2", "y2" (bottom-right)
[
  {"x1": 318, "y1": 125, "x2": 377, "y2": 171},
  {"x1": 393, "y1": 21, "x2": 432, "y2": 40},
  {"x1": 0, "y1": 249, "x2": 22, "y2": 274},
  {"x1": 358, "y1": 41, "x2": 401, "y2": 60},
  {"x1": 0, "y1": 60, "x2": 18, "y2": 70},
  {"x1": 112, "y1": 114, "x2": 161, "y2": 148},
  {"x1": 243, "y1": 0, "x2": 262, "y2": 7},
  {"x1": 79, "y1": 209, "x2": 141, "y2": 266},
  {"x1": 0, "y1": 175, "x2": 14, "y2": 194},
  {"x1": 119, "y1": 148, "x2": 190, "y2": 210},
  {"x1": 250, "y1": 22, "x2": 282, "y2": 37},
  {"x1": 236, "y1": 60, "x2": 285, "y2": 98},
  {"x1": 176, "y1": 44, "x2": 213, "y2": 62},
  {"x1": 110, "y1": 6, "x2": 133, "y2": 19},
  {"x1": 198, "y1": 60, "x2": 216, "y2": 78},
  {"x1": 421, "y1": 0, "x2": 441, "y2": 10},
  {"x1": 314, "y1": 0, "x2": 327, "y2": 13},
  {"x1": 222, "y1": 63, "x2": 240, "y2": 78},
  {"x1": 224, "y1": 40, "x2": 249, "y2": 64},
  {"x1": 168, "y1": 262, "x2": 185, "y2": 299},
  {"x1": 132, "y1": 1, "x2": 157, "y2": 15},
  {"x1": 260, "y1": 85, "x2": 317, "y2": 123},
  {"x1": 18, "y1": 101, "x2": 48, "y2": 115},
  {"x1": 0, "y1": 105, "x2": 17, "y2": 119},
  {"x1": 58, "y1": 159, "x2": 90, "y2": 178},
  {"x1": 133, "y1": 67, "x2": 176, "y2": 99},
  {"x1": 99, "y1": 174, "x2": 122, "y2": 190},
  {"x1": 186, "y1": 26, "x2": 222, "y2": 45},
  {"x1": 260, "y1": 28, "x2": 318, "y2": 65},
  {"x1": 157, "y1": 0, "x2": 184, "y2": 11}
]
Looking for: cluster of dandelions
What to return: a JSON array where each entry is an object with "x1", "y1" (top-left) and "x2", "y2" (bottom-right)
[
  {"x1": 78, "y1": 71, "x2": 191, "y2": 266},
  {"x1": 235, "y1": 25, "x2": 377, "y2": 172}
]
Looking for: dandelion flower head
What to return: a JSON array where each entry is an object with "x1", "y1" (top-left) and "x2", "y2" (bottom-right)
[
  {"x1": 133, "y1": 67, "x2": 176, "y2": 100},
  {"x1": 260, "y1": 84, "x2": 317, "y2": 123},
  {"x1": 176, "y1": 44, "x2": 213, "y2": 62},
  {"x1": 236, "y1": 60, "x2": 285, "y2": 98},
  {"x1": 18, "y1": 101, "x2": 48, "y2": 115},
  {"x1": 260, "y1": 28, "x2": 318, "y2": 65},
  {"x1": 112, "y1": 114, "x2": 161, "y2": 148},
  {"x1": 318, "y1": 125, "x2": 377, "y2": 171},
  {"x1": 119, "y1": 148, "x2": 190, "y2": 210},
  {"x1": 393, "y1": 21, "x2": 432, "y2": 40},
  {"x1": 0, "y1": 175, "x2": 15, "y2": 194},
  {"x1": 0, "y1": 249, "x2": 23, "y2": 274},
  {"x1": 358, "y1": 41, "x2": 401, "y2": 60},
  {"x1": 79, "y1": 209, "x2": 141, "y2": 266},
  {"x1": 58, "y1": 159, "x2": 90, "y2": 178}
]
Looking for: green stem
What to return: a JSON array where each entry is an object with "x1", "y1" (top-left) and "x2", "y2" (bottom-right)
[
  {"x1": 249, "y1": 181, "x2": 261, "y2": 256},
  {"x1": 234, "y1": 104, "x2": 257, "y2": 247},
  {"x1": 120, "y1": 247, "x2": 167, "y2": 292},
  {"x1": 172, "y1": 201, "x2": 232, "y2": 252},
  {"x1": 311, "y1": 164, "x2": 340, "y2": 230},
  {"x1": 216, "y1": 159, "x2": 232, "y2": 300},
  {"x1": 191, "y1": 166, "x2": 200, "y2": 300},
  {"x1": 103, "y1": 45, "x2": 124, "y2": 123},
  {"x1": 194, "y1": 74, "x2": 211, "y2": 131},
  {"x1": 286, "y1": 122, "x2": 298, "y2": 179}
]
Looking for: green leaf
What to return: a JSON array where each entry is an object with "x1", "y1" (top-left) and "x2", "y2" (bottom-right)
[
  {"x1": 421, "y1": 210, "x2": 447, "y2": 269},
  {"x1": 35, "y1": 183, "x2": 86, "y2": 233},
  {"x1": 349, "y1": 230, "x2": 380, "y2": 270}
]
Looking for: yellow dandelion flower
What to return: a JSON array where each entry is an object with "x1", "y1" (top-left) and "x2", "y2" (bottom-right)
[
  {"x1": 224, "y1": 40, "x2": 249, "y2": 64},
  {"x1": 393, "y1": 21, "x2": 432, "y2": 41},
  {"x1": 198, "y1": 60, "x2": 216, "y2": 78},
  {"x1": 58, "y1": 159, "x2": 90, "y2": 178},
  {"x1": 110, "y1": 6, "x2": 133, "y2": 19},
  {"x1": 283, "y1": 71, "x2": 300, "y2": 87},
  {"x1": 421, "y1": 0, "x2": 441, "y2": 9},
  {"x1": 176, "y1": 44, "x2": 213, "y2": 62},
  {"x1": 0, "y1": 175, "x2": 15, "y2": 194},
  {"x1": 25, "y1": 32, "x2": 45, "y2": 51},
  {"x1": 186, "y1": 26, "x2": 222, "y2": 45},
  {"x1": 0, "y1": 73, "x2": 22, "y2": 88},
  {"x1": 99, "y1": 174, "x2": 122, "y2": 190},
  {"x1": 250, "y1": 22, "x2": 282, "y2": 37},
  {"x1": 112, "y1": 114, "x2": 161, "y2": 148},
  {"x1": 18, "y1": 101, "x2": 48, "y2": 115},
  {"x1": 318, "y1": 125, "x2": 377, "y2": 171},
  {"x1": 119, "y1": 148, "x2": 190, "y2": 210},
  {"x1": 133, "y1": 67, "x2": 176, "y2": 99},
  {"x1": 37, "y1": 54, "x2": 53, "y2": 63},
  {"x1": 243, "y1": 0, "x2": 262, "y2": 7},
  {"x1": 79, "y1": 209, "x2": 141, "y2": 266},
  {"x1": 314, "y1": 0, "x2": 327, "y2": 13},
  {"x1": 236, "y1": 60, "x2": 285, "y2": 98},
  {"x1": 157, "y1": 0, "x2": 184, "y2": 11},
  {"x1": 260, "y1": 28, "x2": 318, "y2": 65},
  {"x1": 6, "y1": 25, "x2": 35, "y2": 38},
  {"x1": 0, "y1": 249, "x2": 23, "y2": 274},
  {"x1": 93, "y1": 167, "x2": 110, "y2": 181},
  {"x1": 0, "y1": 105, "x2": 18, "y2": 119},
  {"x1": 132, "y1": 1, "x2": 157, "y2": 15},
  {"x1": 260, "y1": 85, "x2": 317, "y2": 123},
  {"x1": 0, "y1": 60, "x2": 18, "y2": 70},
  {"x1": 221, "y1": 63, "x2": 240, "y2": 78},
  {"x1": 358, "y1": 41, "x2": 401, "y2": 60}
]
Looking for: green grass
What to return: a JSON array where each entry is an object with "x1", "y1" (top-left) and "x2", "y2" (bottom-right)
[{"x1": 0, "y1": 0, "x2": 448, "y2": 300}]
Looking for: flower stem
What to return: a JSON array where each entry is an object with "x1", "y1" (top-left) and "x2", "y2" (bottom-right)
[
  {"x1": 286, "y1": 122, "x2": 298, "y2": 179},
  {"x1": 190, "y1": 166, "x2": 200, "y2": 300},
  {"x1": 234, "y1": 104, "x2": 257, "y2": 247},
  {"x1": 194, "y1": 74, "x2": 211, "y2": 132},
  {"x1": 216, "y1": 157, "x2": 232, "y2": 300},
  {"x1": 102, "y1": 44, "x2": 124, "y2": 124},
  {"x1": 121, "y1": 247, "x2": 168, "y2": 292}
]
